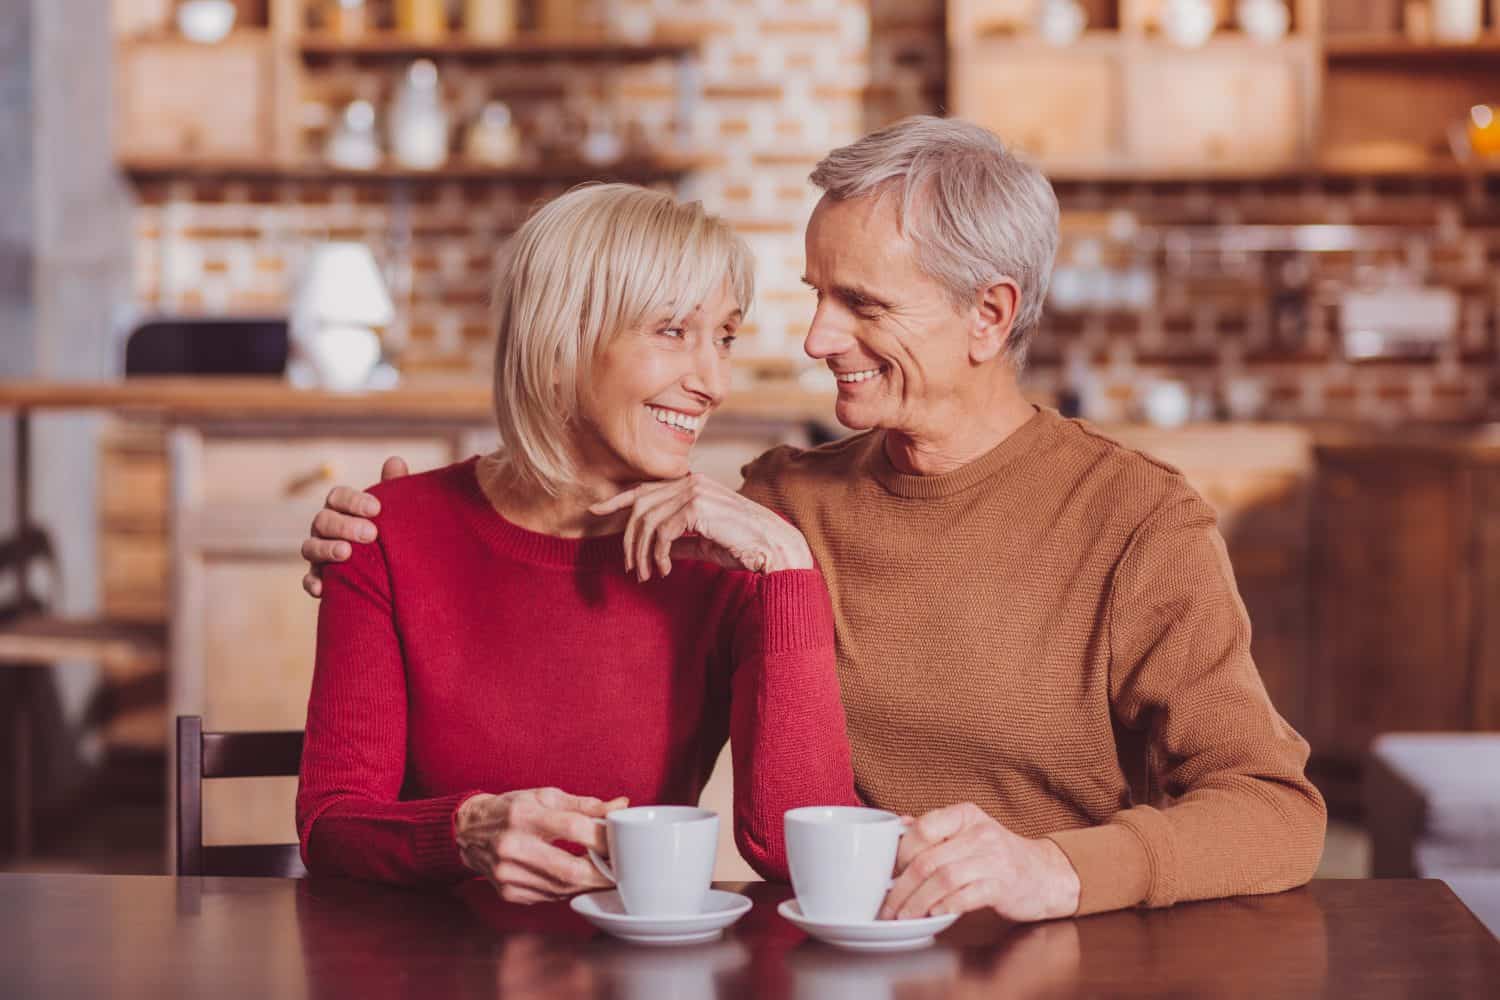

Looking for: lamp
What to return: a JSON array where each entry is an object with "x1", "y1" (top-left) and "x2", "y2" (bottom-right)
[{"x1": 290, "y1": 242, "x2": 395, "y2": 391}]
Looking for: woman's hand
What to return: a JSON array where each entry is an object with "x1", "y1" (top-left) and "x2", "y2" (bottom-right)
[
  {"x1": 455, "y1": 788, "x2": 629, "y2": 904},
  {"x1": 589, "y1": 473, "x2": 814, "y2": 581}
]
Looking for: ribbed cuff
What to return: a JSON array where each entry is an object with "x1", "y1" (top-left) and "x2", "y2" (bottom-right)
[
  {"x1": 1047, "y1": 821, "x2": 1154, "y2": 916},
  {"x1": 411, "y1": 791, "x2": 484, "y2": 881},
  {"x1": 757, "y1": 569, "x2": 836, "y2": 653}
]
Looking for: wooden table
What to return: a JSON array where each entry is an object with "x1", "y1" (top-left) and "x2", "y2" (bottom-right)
[{"x1": 3, "y1": 875, "x2": 1496, "y2": 998}]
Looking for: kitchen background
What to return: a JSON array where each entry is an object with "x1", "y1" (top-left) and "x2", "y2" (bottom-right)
[{"x1": 3, "y1": 0, "x2": 1499, "y2": 931}]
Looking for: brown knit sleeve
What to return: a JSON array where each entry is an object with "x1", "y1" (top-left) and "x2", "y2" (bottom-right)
[{"x1": 1047, "y1": 490, "x2": 1327, "y2": 915}]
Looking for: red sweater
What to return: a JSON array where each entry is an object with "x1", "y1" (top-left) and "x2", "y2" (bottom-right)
[{"x1": 296, "y1": 458, "x2": 856, "y2": 884}]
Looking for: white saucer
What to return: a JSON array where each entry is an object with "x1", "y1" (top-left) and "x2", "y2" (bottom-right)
[
  {"x1": 571, "y1": 889, "x2": 751, "y2": 946},
  {"x1": 777, "y1": 899, "x2": 959, "y2": 952}
]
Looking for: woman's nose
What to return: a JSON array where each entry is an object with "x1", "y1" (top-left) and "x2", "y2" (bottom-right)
[{"x1": 683, "y1": 338, "x2": 728, "y2": 404}]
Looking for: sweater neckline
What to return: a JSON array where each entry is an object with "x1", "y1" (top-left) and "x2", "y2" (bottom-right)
[
  {"x1": 457, "y1": 457, "x2": 627, "y2": 569},
  {"x1": 870, "y1": 406, "x2": 1058, "y2": 500}
]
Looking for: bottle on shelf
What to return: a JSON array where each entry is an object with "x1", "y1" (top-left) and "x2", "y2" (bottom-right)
[
  {"x1": 465, "y1": 101, "x2": 522, "y2": 165},
  {"x1": 389, "y1": 60, "x2": 450, "y2": 169},
  {"x1": 464, "y1": 0, "x2": 517, "y2": 42},
  {"x1": 326, "y1": 0, "x2": 369, "y2": 39},
  {"x1": 537, "y1": 0, "x2": 579, "y2": 39},
  {"x1": 396, "y1": 0, "x2": 448, "y2": 41},
  {"x1": 1431, "y1": 0, "x2": 1482, "y2": 42},
  {"x1": 325, "y1": 99, "x2": 382, "y2": 170}
]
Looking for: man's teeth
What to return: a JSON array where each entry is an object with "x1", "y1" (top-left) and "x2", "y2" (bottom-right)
[
  {"x1": 647, "y1": 406, "x2": 704, "y2": 432},
  {"x1": 836, "y1": 368, "x2": 883, "y2": 384}
]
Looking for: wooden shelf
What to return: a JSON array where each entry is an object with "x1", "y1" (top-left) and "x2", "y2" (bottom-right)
[
  {"x1": 119, "y1": 153, "x2": 713, "y2": 184},
  {"x1": 1043, "y1": 159, "x2": 1500, "y2": 184},
  {"x1": 1325, "y1": 35, "x2": 1500, "y2": 62},
  {"x1": 0, "y1": 615, "x2": 166, "y2": 675},
  {"x1": 298, "y1": 31, "x2": 703, "y2": 61}
]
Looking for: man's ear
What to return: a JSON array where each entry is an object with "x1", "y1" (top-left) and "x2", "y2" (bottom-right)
[{"x1": 971, "y1": 278, "x2": 1020, "y2": 364}]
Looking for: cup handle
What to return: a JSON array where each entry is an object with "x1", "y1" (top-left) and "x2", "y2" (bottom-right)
[{"x1": 586, "y1": 818, "x2": 615, "y2": 884}]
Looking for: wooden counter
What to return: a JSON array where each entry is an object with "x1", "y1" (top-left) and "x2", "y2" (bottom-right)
[{"x1": 0, "y1": 377, "x2": 839, "y2": 425}]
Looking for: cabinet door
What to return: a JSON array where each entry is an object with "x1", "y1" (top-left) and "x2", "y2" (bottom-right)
[
  {"x1": 1312, "y1": 456, "x2": 1472, "y2": 762},
  {"x1": 949, "y1": 41, "x2": 1124, "y2": 170},
  {"x1": 1125, "y1": 40, "x2": 1314, "y2": 171},
  {"x1": 117, "y1": 38, "x2": 275, "y2": 160}
]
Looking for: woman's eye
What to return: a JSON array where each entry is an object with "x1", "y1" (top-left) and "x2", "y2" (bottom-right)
[
  {"x1": 718, "y1": 334, "x2": 737, "y2": 351},
  {"x1": 657, "y1": 326, "x2": 686, "y2": 339}
]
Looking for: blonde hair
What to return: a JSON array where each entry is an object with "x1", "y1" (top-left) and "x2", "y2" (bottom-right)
[
  {"x1": 490, "y1": 183, "x2": 754, "y2": 496},
  {"x1": 810, "y1": 116, "x2": 1059, "y2": 367}
]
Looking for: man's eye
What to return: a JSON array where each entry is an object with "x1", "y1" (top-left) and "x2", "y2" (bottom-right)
[
  {"x1": 657, "y1": 326, "x2": 686, "y2": 339},
  {"x1": 718, "y1": 334, "x2": 737, "y2": 351}
]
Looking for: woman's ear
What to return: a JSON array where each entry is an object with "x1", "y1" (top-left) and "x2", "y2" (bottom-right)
[{"x1": 971, "y1": 278, "x2": 1020, "y2": 364}]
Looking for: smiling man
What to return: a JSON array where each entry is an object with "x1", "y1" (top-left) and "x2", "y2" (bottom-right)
[{"x1": 301, "y1": 116, "x2": 1326, "y2": 921}]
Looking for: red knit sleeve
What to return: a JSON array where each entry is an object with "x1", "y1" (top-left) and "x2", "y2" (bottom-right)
[
  {"x1": 725, "y1": 568, "x2": 858, "y2": 881},
  {"x1": 296, "y1": 528, "x2": 482, "y2": 885}
]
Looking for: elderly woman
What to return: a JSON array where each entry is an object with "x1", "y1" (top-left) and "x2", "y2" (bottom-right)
[{"x1": 296, "y1": 183, "x2": 855, "y2": 901}]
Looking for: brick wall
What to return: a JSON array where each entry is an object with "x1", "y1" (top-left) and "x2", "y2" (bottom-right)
[{"x1": 131, "y1": 1, "x2": 1500, "y2": 423}]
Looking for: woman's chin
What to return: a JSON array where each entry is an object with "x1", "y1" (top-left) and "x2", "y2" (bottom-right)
[{"x1": 628, "y1": 453, "x2": 693, "y2": 482}]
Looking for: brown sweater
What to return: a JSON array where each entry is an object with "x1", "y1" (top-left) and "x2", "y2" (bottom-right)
[{"x1": 740, "y1": 406, "x2": 1326, "y2": 916}]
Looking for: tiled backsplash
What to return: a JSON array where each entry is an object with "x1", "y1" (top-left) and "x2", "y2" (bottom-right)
[{"x1": 130, "y1": 0, "x2": 1500, "y2": 423}]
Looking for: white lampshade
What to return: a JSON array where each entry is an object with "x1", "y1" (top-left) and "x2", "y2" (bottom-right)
[{"x1": 295, "y1": 242, "x2": 395, "y2": 329}]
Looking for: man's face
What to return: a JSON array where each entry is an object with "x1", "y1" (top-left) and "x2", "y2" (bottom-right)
[{"x1": 801, "y1": 193, "x2": 976, "y2": 436}]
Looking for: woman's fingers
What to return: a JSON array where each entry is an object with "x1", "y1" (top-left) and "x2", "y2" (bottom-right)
[
  {"x1": 588, "y1": 486, "x2": 643, "y2": 516},
  {"x1": 499, "y1": 833, "x2": 613, "y2": 892},
  {"x1": 624, "y1": 486, "x2": 690, "y2": 580}
]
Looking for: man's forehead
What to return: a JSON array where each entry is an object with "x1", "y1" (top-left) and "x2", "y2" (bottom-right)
[{"x1": 806, "y1": 194, "x2": 911, "y2": 273}]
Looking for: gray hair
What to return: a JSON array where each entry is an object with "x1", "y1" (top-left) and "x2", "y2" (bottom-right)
[{"x1": 809, "y1": 116, "x2": 1059, "y2": 367}]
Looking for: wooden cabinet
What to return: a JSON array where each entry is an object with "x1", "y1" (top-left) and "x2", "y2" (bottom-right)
[
  {"x1": 1312, "y1": 439, "x2": 1500, "y2": 770},
  {"x1": 1126, "y1": 40, "x2": 1316, "y2": 170},
  {"x1": 950, "y1": 39, "x2": 1124, "y2": 169},
  {"x1": 117, "y1": 37, "x2": 279, "y2": 161}
]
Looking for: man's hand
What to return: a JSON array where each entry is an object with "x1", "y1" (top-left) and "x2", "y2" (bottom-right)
[
  {"x1": 879, "y1": 803, "x2": 1081, "y2": 923},
  {"x1": 588, "y1": 473, "x2": 814, "y2": 582},
  {"x1": 300, "y1": 456, "x2": 409, "y2": 597}
]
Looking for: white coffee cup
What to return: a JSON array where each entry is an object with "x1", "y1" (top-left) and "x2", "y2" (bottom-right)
[
  {"x1": 785, "y1": 806, "x2": 906, "y2": 923},
  {"x1": 588, "y1": 806, "x2": 718, "y2": 917}
]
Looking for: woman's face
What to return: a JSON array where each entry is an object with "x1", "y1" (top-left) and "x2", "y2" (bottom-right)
[{"x1": 574, "y1": 280, "x2": 743, "y2": 486}]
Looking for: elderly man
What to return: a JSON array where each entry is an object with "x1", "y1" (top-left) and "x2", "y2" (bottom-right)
[{"x1": 299, "y1": 116, "x2": 1326, "y2": 921}]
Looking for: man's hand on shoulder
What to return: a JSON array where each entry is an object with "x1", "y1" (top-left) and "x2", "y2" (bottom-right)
[
  {"x1": 300, "y1": 456, "x2": 410, "y2": 597},
  {"x1": 879, "y1": 803, "x2": 1081, "y2": 923}
]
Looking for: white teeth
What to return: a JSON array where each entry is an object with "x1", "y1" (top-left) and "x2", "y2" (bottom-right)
[
  {"x1": 835, "y1": 368, "x2": 883, "y2": 384},
  {"x1": 647, "y1": 406, "x2": 704, "y2": 433}
]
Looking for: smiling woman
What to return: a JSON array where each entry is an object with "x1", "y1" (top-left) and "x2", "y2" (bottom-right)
[
  {"x1": 295, "y1": 183, "x2": 856, "y2": 901},
  {"x1": 490, "y1": 184, "x2": 753, "y2": 498}
]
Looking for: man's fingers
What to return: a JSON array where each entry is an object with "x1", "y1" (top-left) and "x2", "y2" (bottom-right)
[
  {"x1": 894, "y1": 855, "x2": 994, "y2": 920},
  {"x1": 883, "y1": 834, "x2": 984, "y2": 919},
  {"x1": 301, "y1": 572, "x2": 323, "y2": 599},
  {"x1": 381, "y1": 456, "x2": 409, "y2": 482},
  {"x1": 312, "y1": 507, "x2": 376, "y2": 544},
  {"x1": 325, "y1": 486, "x2": 380, "y2": 518},
  {"x1": 300, "y1": 536, "x2": 352, "y2": 566},
  {"x1": 930, "y1": 878, "x2": 1006, "y2": 918},
  {"x1": 896, "y1": 804, "x2": 975, "y2": 872}
]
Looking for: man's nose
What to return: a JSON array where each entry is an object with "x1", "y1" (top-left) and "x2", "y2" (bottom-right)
[{"x1": 803, "y1": 301, "x2": 857, "y2": 360}]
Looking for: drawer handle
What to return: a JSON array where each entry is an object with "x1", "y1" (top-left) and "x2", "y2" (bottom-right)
[{"x1": 286, "y1": 464, "x2": 337, "y2": 497}]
